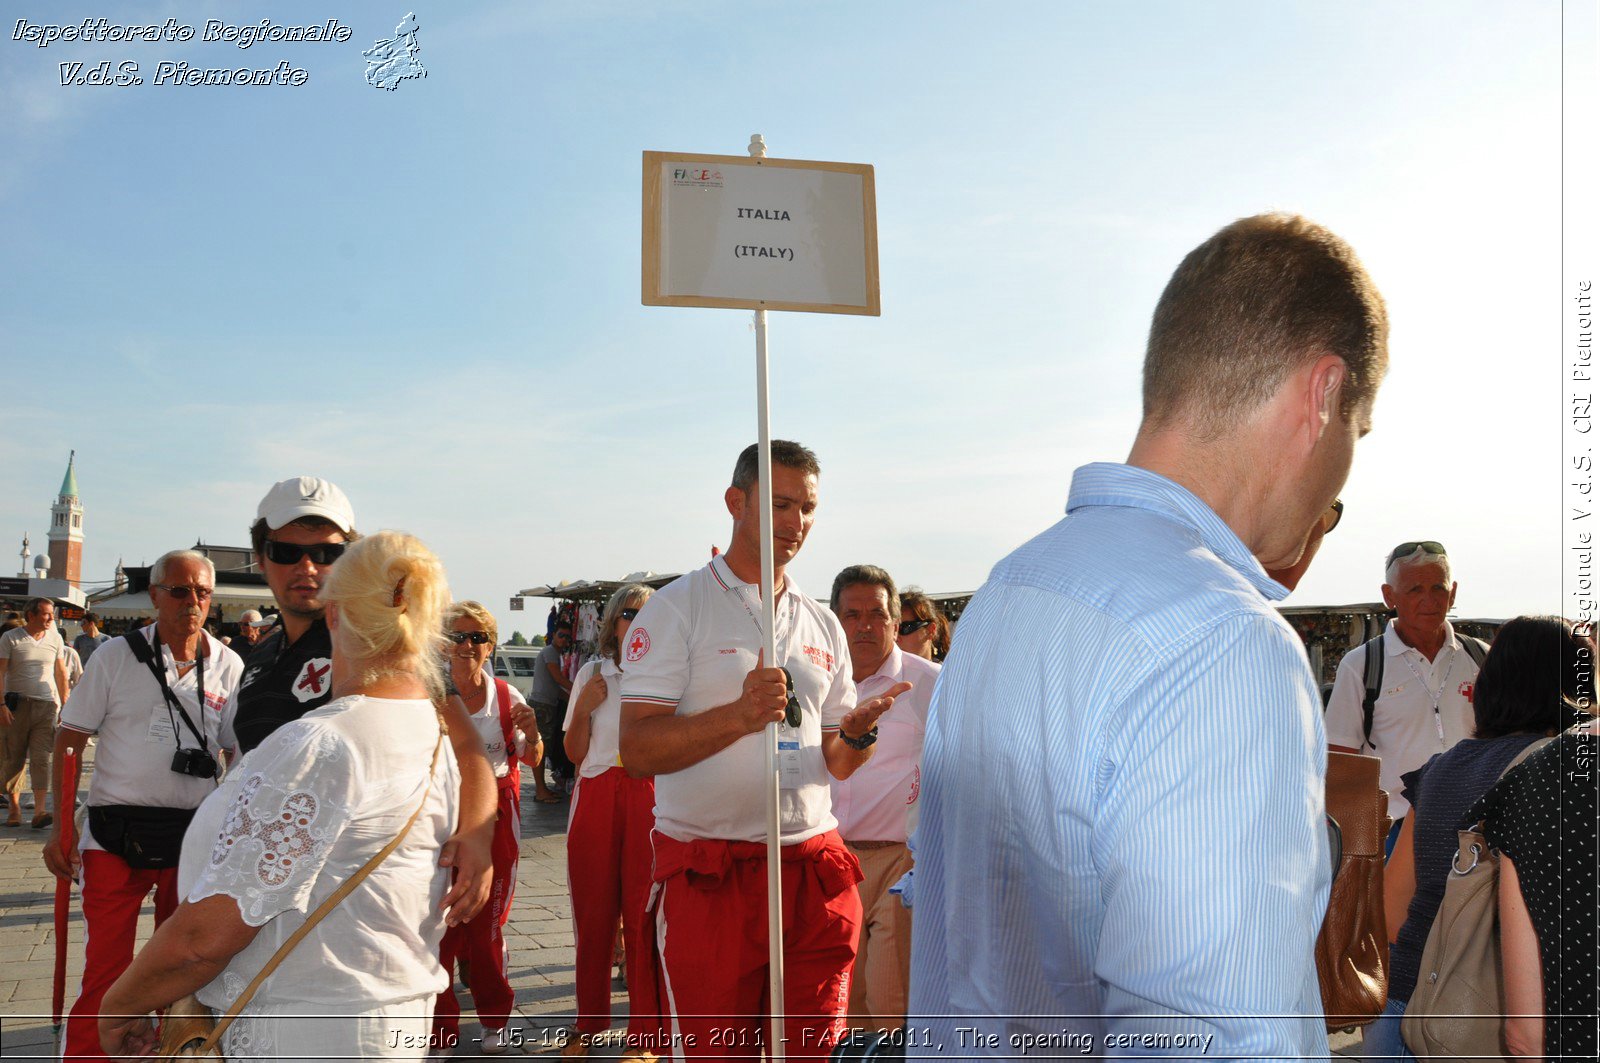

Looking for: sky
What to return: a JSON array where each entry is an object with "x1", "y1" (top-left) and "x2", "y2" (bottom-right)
[{"x1": 0, "y1": 0, "x2": 1583, "y2": 640}]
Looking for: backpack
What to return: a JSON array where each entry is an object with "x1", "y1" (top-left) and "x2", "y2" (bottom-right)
[
  {"x1": 1360, "y1": 633, "x2": 1488, "y2": 750},
  {"x1": 1400, "y1": 737, "x2": 1553, "y2": 1061},
  {"x1": 1315, "y1": 750, "x2": 1391, "y2": 1029}
]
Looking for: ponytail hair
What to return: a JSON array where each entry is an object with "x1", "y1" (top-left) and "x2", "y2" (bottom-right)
[{"x1": 323, "y1": 530, "x2": 449, "y2": 693}]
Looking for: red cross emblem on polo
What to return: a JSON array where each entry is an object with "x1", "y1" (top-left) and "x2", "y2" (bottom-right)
[
  {"x1": 626, "y1": 628, "x2": 651, "y2": 662},
  {"x1": 293, "y1": 658, "x2": 333, "y2": 703}
]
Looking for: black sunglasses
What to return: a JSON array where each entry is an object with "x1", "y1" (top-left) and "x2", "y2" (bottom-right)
[
  {"x1": 264, "y1": 540, "x2": 348, "y2": 566},
  {"x1": 898, "y1": 618, "x2": 933, "y2": 637},
  {"x1": 780, "y1": 666, "x2": 802, "y2": 728},
  {"x1": 449, "y1": 631, "x2": 492, "y2": 646},
  {"x1": 1387, "y1": 540, "x2": 1446, "y2": 566},
  {"x1": 620, "y1": 608, "x2": 639, "y2": 621},
  {"x1": 155, "y1": 584, "x2": 214, "y2": 601},
  {"x1": 1323, "y1": 498, "x2": 1344, "y2": 535}
]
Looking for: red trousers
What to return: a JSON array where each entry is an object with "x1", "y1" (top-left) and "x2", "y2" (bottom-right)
[
  {"x1": 66, "y1": 850, "x2": 178, "y2": 1061},
  {"x1": 566, "y1": 767, "x2": 662, "y2": 1044},
  {"x1": 651, "y1": 829, "x2": 863, "y2": 1062},
  {"x1": 434, "y1": 779, "x2": 522, "y2": 1042}
]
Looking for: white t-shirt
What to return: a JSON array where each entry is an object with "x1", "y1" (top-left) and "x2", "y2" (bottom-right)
[
  {"x1": 565, "y1": 657, "x2": 626, "y2": 778},
  {"x1": 59, "y1": 627, "x2": 244, "y2": 851},
  {"x1": 181, "y1": 695, "x2": 459, "y2": 1012},
  {"x1": 1325, "y1": 620, "x2": 1483, "y2": 820},
  {"x1": 460, "y1": 674, "x2": 527, "y2": 779},
  {"x1": 830, "y1": 647, "x2": 939, "y2": 843},
  {"x1": 620, "y1": 556, "x2": 856, "y2": 845},
  {"x1": 1, "y1": 624, "x2": 64, "y2": 703}
]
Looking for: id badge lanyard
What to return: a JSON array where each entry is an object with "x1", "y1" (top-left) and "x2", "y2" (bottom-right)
[{"x1": 729, "y1": 578, "x2": 803, "y2": 787}]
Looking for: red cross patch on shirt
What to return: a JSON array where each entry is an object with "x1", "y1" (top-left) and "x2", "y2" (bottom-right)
[
  {"x1": 293, "y1": 658, "x2": 332, "y2": 703},
  {"x1": 625, "y1": 628, "x2": 651, "y2": 663}
]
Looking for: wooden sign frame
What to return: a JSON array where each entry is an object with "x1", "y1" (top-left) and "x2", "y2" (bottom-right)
[{"x1": 641, "y1": 150, "x2": 880, "y2": 316}]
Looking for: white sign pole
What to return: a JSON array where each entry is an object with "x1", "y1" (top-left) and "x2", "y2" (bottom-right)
[{"x1": 749, "y1": 131, "x2": 787, "y2": 1063}]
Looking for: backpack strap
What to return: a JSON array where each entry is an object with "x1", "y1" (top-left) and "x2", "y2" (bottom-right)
[
  {"x1": 1360, "y1": 635, "x2": 1386, "y2": 751},
  {"x1": 1456, "y1": 634, "x2": 1488, "y2": 668}
]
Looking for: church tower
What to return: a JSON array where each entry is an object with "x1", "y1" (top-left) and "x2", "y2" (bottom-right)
[{"x1": 47, "y1": 451, "x2": 83, "y2": 587}]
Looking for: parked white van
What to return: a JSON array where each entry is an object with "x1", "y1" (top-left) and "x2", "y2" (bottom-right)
[{"x1": 492, "y1": 645, "x2": 546, "y2": 700}]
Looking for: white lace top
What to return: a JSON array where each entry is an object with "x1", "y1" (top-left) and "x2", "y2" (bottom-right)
[{"x1": 180, "y1": 695, "x2": 460, "y2": 1012}]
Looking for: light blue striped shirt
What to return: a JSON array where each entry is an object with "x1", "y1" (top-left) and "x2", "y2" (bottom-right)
[{"x1": 907, "y1": 462, "x2": 1331, "y2": 1060}]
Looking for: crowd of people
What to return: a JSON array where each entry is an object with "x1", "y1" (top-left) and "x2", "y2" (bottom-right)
[{"x1": 2, "y1": 212, "x2": 1594, "y2": 1062}]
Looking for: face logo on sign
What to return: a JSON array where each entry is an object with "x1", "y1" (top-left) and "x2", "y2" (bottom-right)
[
  {"x1": 625, "y1": 628, "x2": 651, "y2": 663},
  {"x1": 294, "y1": 658, "x2": 333, "y2": 703}
]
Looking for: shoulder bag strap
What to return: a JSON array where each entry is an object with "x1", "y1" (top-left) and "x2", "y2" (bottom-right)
[
  {"x1": 201, "y1": 726, "x2": 445, "y2": 1051},
  {"x1": 1360, "y1": 635, "x2": 1385, "y2": 750}
]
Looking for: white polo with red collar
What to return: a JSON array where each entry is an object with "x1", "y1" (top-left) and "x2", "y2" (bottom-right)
[{"x1": 620, "y1": 555, "x2": 856, "y2": 845}]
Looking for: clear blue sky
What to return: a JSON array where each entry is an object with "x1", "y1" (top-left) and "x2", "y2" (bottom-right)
[{"x1": 0, "y1": 1, "x2": 1569, "y2": 637}]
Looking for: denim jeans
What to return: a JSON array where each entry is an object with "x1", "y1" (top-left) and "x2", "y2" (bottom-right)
[{"x1": 1362, "y1": 997, "x2": 1415, "y2": 1062}]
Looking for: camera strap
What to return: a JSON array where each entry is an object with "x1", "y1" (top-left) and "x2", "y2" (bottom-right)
[{"x1": 124, "y1": 628, "x2": 209, "y2": 754}]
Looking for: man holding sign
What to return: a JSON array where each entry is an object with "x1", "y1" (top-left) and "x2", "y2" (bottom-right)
[{"x1": 619, "y1": 441, "x2": 909, "y2": 1062}]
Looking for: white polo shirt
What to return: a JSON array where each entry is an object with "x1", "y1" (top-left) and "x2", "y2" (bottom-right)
[
  {"x1": 463, "y1": 674, "x2": 528, "y2": 780},
  {"x1": 566, "y1": 656, "x2": 627, "y2": 779},
  {"x1": 1325, "y1": 619, "x2": 1483, "y2": 820},
  {"x1": 59, "y1": 626, "x2": 244, "y2": 851},
  {"x1": 830, "y1": 647, "x2": 939, "y2": 844},
  {"x1": 620, "y1": 555, "x2": 856, "y2": 845}
]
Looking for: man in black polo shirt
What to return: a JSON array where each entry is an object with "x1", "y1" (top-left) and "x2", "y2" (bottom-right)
[
  {"x1": 223, "y1": 475, "x2": 497, "y2": 926},
  {"x1": 226, "y1": 477, "x2": 351, "y2": 754}
]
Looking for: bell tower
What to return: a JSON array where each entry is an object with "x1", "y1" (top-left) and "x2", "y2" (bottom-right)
[{"x1": 47, "y1": 451, "x2": 83, "y2": 587}]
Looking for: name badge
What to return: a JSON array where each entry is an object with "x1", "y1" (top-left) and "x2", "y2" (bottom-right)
[{"x1": 777, "y1": 728, "x2": 802, "y2": 789}]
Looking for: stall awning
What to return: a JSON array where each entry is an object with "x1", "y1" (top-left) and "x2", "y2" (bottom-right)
[
  {"x1": 517, "y1": 571, "x2": 682, "y2": 602},
  {"x1": 88, "y1": 585, "x2": 278, "y2": 620}
]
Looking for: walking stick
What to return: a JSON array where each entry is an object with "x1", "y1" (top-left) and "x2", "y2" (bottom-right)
[{"x1": 52, "y1": 746, "x2": 78, "y2": 1049}]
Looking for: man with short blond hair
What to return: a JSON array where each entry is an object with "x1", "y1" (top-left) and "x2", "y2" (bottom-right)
[{"x1": 911, "y1": 213, "x2": 1388, "y2": 1055}]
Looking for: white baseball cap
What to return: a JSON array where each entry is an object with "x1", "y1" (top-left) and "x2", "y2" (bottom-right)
[{"x1": 256, "y1": 476, "x2": 356, "y2": 533}]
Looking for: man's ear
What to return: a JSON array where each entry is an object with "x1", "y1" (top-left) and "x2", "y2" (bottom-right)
[
  {"x1": 1306, "y1": 354, "x2": 1348, "y2": 439},
  {"x1": 724, "y1": 485, "x2": 746, "y2": 520}
]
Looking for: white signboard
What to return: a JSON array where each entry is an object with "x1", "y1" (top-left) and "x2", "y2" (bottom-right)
[{"x1": 642, "y1": 151, "x2": 880, "y2": 316}]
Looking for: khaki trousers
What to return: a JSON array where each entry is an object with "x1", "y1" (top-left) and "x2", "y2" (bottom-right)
[
  {"x1": 1, "y1": 695, "x2": 55, "y2": 796},
  {"x1": 845, "y1": 840, "x2": 914, "y2": 1032}
]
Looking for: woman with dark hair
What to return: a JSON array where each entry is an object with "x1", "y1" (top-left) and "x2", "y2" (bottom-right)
[
  {"x1": 1475, "y1": 621, "x2": 1597, "y2": 1061},
  {"x1": 1364, "y1": 615, "x2": 1591, "y2": 1063},
  {"x1": 897, "y1": 588, "x2": 950, "y2": 663},
  {"x1": 561, "y1": 583, "x2": 661, "y2": 1059}
]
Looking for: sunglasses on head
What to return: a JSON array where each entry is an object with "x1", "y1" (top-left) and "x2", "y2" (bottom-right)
[
  {"x1": 156, "y1": 584, "x2": 213, "y2": 602},
  {"x1": 449, "y1": 631, "x2": 491, "y2": 646},
  {"x1": 264, "y1": 540, "x2": 348, "y2": 566},
  {"x1": 898, "y1": 618, "x2": 933, "y2": 637},
  {"x1": 620, "y1": 608, "x2": 639, "y2": 621},
  {"x1": 1387, "y1": 540, "x2": 1447, "y2": 566}
]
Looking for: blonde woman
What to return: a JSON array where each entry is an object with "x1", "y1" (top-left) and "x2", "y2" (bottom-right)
[
  {"x1": 432, "y1": 600, "x2": 535, "y2": 1055},
  {"x1": 100, "y1": 531, "x2": 461, "y2": 1061},
  {"x1": 562, "y1": 584, "x2": 661, "y2": 1059}
]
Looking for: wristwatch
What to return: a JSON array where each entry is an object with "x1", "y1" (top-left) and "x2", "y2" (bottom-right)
[{"x1": 839, "y1": 725, "x2": 878, "y2": 751}]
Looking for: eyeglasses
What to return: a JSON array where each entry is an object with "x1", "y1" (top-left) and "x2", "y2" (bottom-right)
[
  {"x1": 264, "y1": 540, "x2": 348, "y2": 566},
  {"x1": 1387, "y1": 540, "x2": 1447, "y2": 566},
  {"x1": 1323, "y1": 498, "x2": 1344, "y2": 535},
  {"x1": 449, "y1": 631, "x2": 492, "y2": 646},
  {"x1": 898, "y1": 618, "x2": 933, "y2": 637},
  {"x1": 620, "y1": 608, "x2": 639, "y2": 621},
  {"x1": 156, "y1": 585, "x2": 214, "y2": 602}
]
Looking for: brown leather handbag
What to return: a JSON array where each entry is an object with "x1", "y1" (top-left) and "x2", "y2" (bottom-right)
[{"x1": 1315, "y1": 750, "x2": 1391, "y2": 1029}]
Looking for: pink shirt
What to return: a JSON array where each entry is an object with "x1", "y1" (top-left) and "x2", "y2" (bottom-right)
[{"x1": 829, "y1": 647, "x2": 939, "y2": 843}]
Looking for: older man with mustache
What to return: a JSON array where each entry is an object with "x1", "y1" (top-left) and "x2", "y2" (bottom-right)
[{"x1": 45, "y1": 550, "x2": 245, "y2": 1061}]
